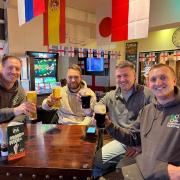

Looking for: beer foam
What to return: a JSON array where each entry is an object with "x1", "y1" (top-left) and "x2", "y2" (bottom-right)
[{"x1": 94, "y1": 104, "x2": 106, "y2": 114}]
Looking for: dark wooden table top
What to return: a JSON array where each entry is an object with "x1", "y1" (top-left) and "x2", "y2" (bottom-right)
[{"x1": 0, "y1": 124, "x2": 97, "y2": 180}]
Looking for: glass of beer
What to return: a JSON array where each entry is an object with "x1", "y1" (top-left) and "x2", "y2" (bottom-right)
[
  {"x1": 94, "y1": 104, "x2": 106, "y2": 128},
  {"x1": 52, "y1": 86, "x2": 61, "y2": 109},
  {"x1": 26, "y1": 91, "x2": 37, "y2": 120}
]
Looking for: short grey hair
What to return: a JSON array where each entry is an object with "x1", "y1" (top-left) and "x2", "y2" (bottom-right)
[
  {"x1": 1, "y1": 55, "x2": 22, "y2": 66},
  {"x1": 116, "y1": 60, "x2": 135, "y2": 71}
]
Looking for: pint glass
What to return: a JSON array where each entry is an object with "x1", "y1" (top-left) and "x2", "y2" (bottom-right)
[
  {"x1": 26, "y1": 91, "x2": 37, "y2": 120},
  {"x1": 52, "y1": 86, "x2": 61, "y2": 109},
  {"x1": 94, "y1": 104, "x2": 106, "y2": 128}
]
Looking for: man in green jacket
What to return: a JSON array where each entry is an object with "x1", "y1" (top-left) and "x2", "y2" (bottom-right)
[
  {"x1": 0, "y1": 55, "x2": 36, "y2": 123},
  {"x1": 105, "y1": 64, "x2": 180, "y2": 179}
]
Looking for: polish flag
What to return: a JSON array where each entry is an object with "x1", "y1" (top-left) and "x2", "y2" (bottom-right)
[{"x1": 112, "y1": 0, "x2": 150, "y2": 42}]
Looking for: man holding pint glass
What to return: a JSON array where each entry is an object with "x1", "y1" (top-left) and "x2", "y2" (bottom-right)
[
  {"x1": 0, "y1": 55, "x2": 36, "y2": 123},
  {"x1": 93, "y1": 61, "x2": 154, "y2": 179},
  {"x1": 42, "y1": 64, "x2": 96, "y2": 125}
]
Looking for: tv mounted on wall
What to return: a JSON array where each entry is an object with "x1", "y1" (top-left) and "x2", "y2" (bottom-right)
[{"x1": 84, "y1": 57, "x2": 104, "y2": 75}]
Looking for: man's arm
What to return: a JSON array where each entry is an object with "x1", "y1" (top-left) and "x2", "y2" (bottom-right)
[
  {"x1": 0, "y1": 108, "x2": 15, "y2": 122},
  {"x1": 105, "y1": 115, "x2": 141, "y2": 147}
]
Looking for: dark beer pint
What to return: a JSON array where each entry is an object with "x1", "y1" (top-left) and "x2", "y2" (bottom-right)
[
  {"x1": 94, "y1": 104, "x2": 106, "y2": 128},
  {"x1": 81, "y1": 95, "x2": 91, "y2": 109}
]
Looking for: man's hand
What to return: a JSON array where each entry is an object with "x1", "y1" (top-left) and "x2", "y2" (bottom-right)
[
  {"x1": 104, "y1": 115, "x2": 112, "y2": 127},
  {"x1": 13, "y1": 102, "x2": 36, "y2": 116},
  {"x1": 46, "y1": 94, "x2": 61, "y2": 107},
  {"x1": 168, "y1": 164, "x2": 180, "y2": 180},
  {"x1": 76, "y1": 89, "x2": 88, "y2": 102},
  {"x1": 125, "y1": 146, "x2": 141, "y2": 158}
]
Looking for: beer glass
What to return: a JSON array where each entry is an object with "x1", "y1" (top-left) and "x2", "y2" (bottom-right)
[
  {"x1": 94, "y1": 104, "x2": 106, "y2": 128},
  {"x1": 26, "y1": 91, "x2": 37, "y2": 120},
  {"x1": 52, "y1": 86, "x2": 61, "y2": 109},
  {"x1": 81, "y1": 95, "x2": 91, "y2": 109}
]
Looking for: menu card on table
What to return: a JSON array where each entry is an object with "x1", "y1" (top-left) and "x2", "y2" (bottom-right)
[{"x1": 7, "y1": 122, "x2": 25, "y2": 161}]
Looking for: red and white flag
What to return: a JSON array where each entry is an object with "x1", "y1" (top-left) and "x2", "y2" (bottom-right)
[
  {"x1": 78, "y1": 48, "x2": 84, "y2": 58},
  {"x1": 47, "y1": 45, "x2": 53, "y2": 52},
  {"x1": 139, "y1": 53, "x2": 146, "y2": 62},
  {"x1": 0, "y1": 41, "x2": 8, "y2": 56},
  {"x1": 97, "y1": 50, "x2": 101, "y2": 58},
  {"x1": 174, "y1": 50, "x2": 180, "y2": 61},
  {"x1": 160, "y1": 52, "x2": 168, "y2": 62},
  {"x1": 112, "y1": 0, "x2": 150, "y2": 42},
  {"x1": 96, "y1": 0, "x2": 112, "y2": 46},
  {"x1": 110, "y1": 51, "x2": 115, "y2": 59},
  {"x1": 88, "y1": 49, "x2": 93, "y2": 58},
  {"x1": 68, "y1": 46, "x2": 74, "y2": 57},
  {"x1": 104, "y1": 50, "x2": 109, "y2": 59},
  {"x1": 148, "y1": 52, "x2": 156, "y2": 61},
  {"x1": 58, "y1": 45, "x2": 65, "y2": 56}
]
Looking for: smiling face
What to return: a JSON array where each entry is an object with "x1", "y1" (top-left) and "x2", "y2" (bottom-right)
[
  {"x1": 67, "y1": 68, "x2": 82, "y2": 90},
  {"x1": 148, "y1": 66, "x2": 176, "y2": 102},
  {"x1": 115, "y1": 67, "x2": 136, "y2": 93},
  {"x1": 1, "y1": 57, "x2": 22, "y2": 84}
]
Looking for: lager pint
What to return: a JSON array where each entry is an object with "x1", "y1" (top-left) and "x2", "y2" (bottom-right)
[
  {"x1": 52, "y1": 86, "x2": 61, "y2": 108},
  {"x1": 26, "y1": 91, "x2": 37, "y2": 120}
]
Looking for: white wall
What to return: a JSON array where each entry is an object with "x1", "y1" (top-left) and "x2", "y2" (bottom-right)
[{"x1": 149, "y1": 0, "x2": 180, "y2": 30}]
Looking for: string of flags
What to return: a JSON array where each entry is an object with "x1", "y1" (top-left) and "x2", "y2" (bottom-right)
[
  {"x1": 139, "y1": 50, "x2": 180, "y2": 62},
  {"x1": 0, "y1": 41, "x2": 8, "y2": 56},
  {"x1": 47, "y1": 45, "x2": 120, "y2": 59}
]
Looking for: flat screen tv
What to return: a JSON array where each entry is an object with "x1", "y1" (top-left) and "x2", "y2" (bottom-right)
[
  {"x1": 85, "y1": 57, "x2": 104, "y2": 75},
  {"x1": 34, "y1": 58, "x2": 57, "y2": 77},
  {"x1": 44, "y1": 77, "x2": 56, "y2": 83}
]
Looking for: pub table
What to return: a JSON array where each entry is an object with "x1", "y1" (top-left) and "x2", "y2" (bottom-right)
[{"x1": 0, "y1": 124, "x2": 97, "y2": 180}]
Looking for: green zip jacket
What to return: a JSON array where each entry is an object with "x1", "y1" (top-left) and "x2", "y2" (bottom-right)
[
  {"x1": 0, "y1": 80, "x2": 26, "y2": 123},
  {"x1": 107, "y1": 86, "x2": 180, "y2": 179}
]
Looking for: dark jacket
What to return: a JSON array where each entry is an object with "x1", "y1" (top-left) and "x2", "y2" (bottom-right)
[
  {"x1": 106, "y1": 86, "x2": 180, "y2": 179},
  {"x1": 0, "y1": 80, "x2": 26, "y2": 123}
]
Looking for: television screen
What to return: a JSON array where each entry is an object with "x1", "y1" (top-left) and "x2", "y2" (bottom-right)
[
  {"x1": 34, "y1": 58, "x2": 57, "y2": 77},
  {"x1": 44, "y1": 77, "x2": 57, "y2": 83},
  {"x1": 35, "y1": 77, "x2": 44, "y2": 84},
  {"x1": 85, "y1": 58, "x2": 104, "y2": 75}
]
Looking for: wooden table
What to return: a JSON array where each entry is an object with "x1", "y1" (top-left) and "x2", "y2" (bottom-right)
[{"x1": 0, "y1": 124, "x2": 97, "y2": 180}]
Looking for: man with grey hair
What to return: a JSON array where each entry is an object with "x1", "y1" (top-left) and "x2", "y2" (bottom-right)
[
  {"x1": 42, "y1": 64, "x2": 96, "y2": 125},
  {"x1": 93, "y1": 60, "x2": 154, "y2": 179}
]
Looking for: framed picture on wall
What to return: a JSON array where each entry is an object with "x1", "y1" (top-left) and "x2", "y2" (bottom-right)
[{"x1": 125, "y1": 42, "x2": 138, "y2": 67}]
